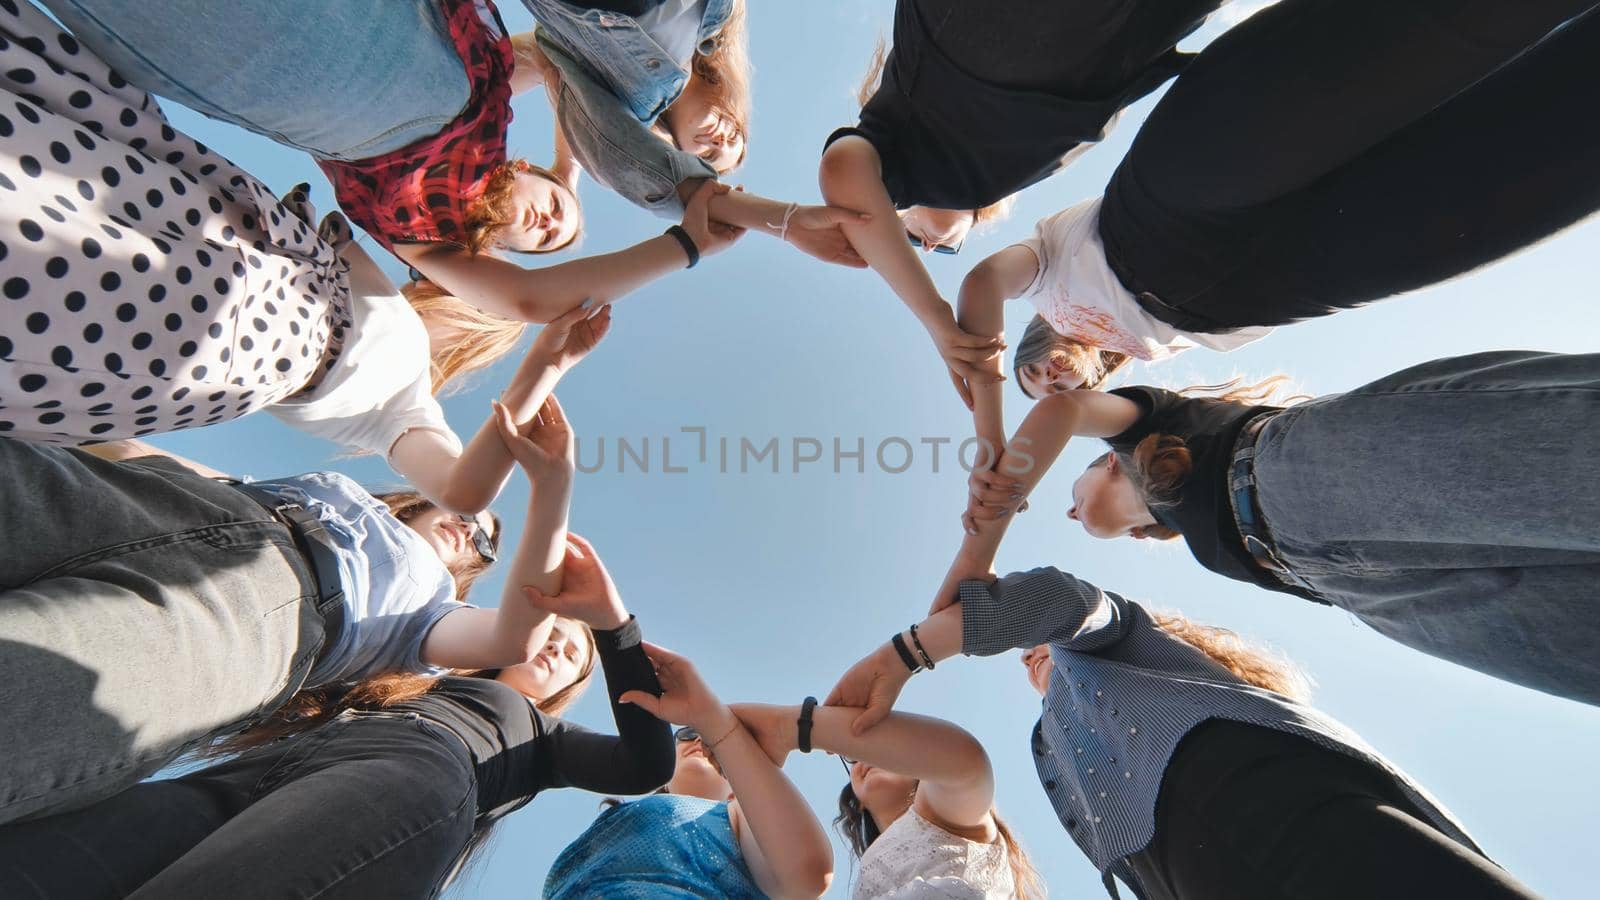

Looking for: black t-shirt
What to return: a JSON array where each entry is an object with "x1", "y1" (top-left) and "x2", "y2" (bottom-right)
[
  {"x1": 1105, "y1": 387, "x2": 1312, "y2": 599},
  {"x1": 393, "y1": 618, "x2": 673, "y2": 824},
  {"x1": 823, "y1": 1, "x2": 1188, "y2": 210}
]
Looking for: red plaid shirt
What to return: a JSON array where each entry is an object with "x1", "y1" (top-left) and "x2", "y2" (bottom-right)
[{"x1": 320, "y1": 0, "x2": 514, "y2": 255}]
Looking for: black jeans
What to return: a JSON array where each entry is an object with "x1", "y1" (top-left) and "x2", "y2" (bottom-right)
[
  {"x1": 1100, "y1": 0, "x2": 1600, "y2": 330},
  {"x1": 1125, "y1": 719, "x2": 1537, "y2": 900},
  {"x1": 0, "y1": 712, "x2": 477, "y2": 900}
]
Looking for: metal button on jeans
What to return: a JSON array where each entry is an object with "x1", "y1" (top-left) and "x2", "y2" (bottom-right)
[{"x1": 645, "y1": 58, "x2": 661, "y2": 69}]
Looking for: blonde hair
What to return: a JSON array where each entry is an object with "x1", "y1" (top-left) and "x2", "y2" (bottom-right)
[
  {"x1": 1152, "y1": 611, "x2": 1313, "y2": 701},
  {"x1": 1014, "y1": 314, "x2": 1133, "y2": 395},
  {"x1": 462, "y1": 158, "x2": 581, "y2": 255},
  {"x1": 856, "y1": 37, "x2": 1013, "y2": 227},
  {"x1": 402, "y1": 279, "x2": 527, "y2": 395}
]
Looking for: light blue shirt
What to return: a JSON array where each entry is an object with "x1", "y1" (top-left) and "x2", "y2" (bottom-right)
[{"x1": 249, "y1": 472, "x2": 465, "y2": 686}]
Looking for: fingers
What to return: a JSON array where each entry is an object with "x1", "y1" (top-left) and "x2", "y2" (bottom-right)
[
  {"x1": 490, "y1": 400, "x2": 523, "y2": 444},
  {"x1": 618, "y1": 690, "x2": 662, "y2": 716},
  {"x1": 962, "y1": 511, "x2": 979, "y2": 536},
  {"x1": 565, "y1": 532, "x2": 597, "y2": 559},
  {"x1": 548, "y1": 302, "x2": 590, "y2": 331},
  {"x1": 947, "y1": 369, "x2": 975, "y2": 411},
  {"x1": 818, "y1": 205, "x2": 872, "y2": 225},
  {"x1": 683, "y1": 180, "x2": 717, "y2": 219},
  {"x1": 851, "y1": 699, "x2": 889, "y2": 736}
]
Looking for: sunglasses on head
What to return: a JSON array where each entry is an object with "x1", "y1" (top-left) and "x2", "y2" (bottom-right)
[
  {"x1": 906, "y1": 229, "x2": 963, "y2": 255},
  {"x1": 457, "y1": 514, "x2": 497, "y2": 563}
]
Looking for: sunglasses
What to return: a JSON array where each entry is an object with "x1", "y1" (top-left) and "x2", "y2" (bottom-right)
[
  {"x1": 457, "y1": 514, "x2": 497, "y2": 563},
  {"x1": 906, "y1": 229, "x2": 963, "y2": 255},
  {"x1": 675, "y1": 726, "x2": 700, "y2": 743},
  {"x1": 838, "y1": 754, "x2": 859, "y2": 776}
]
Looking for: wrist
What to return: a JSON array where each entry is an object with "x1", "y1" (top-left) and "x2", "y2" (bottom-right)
[
  {"x1": 586, "y1": 604, "x2": 629, "y2": 632},
  {"x1": 692, "y1": 702, "x2": 738, "y2": 738},
  {"x1": 663, "y1": 225, "x2": 700, "y2": 268}
]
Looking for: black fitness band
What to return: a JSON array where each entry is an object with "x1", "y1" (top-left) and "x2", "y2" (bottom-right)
[
  {"x1": 798, "y1": 696, "x2": 818, "y2": 753},
  {"x1": 890, "y1": 631, "x2": 921, "y2": 673},
  {"x1": 909, "y1": 623, "x2": 936, "y2": 671},
  {"x1": 664, "y1": 224, "x2": 700, "y2": 268}
]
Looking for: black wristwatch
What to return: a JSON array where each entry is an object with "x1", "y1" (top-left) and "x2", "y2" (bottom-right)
[
  {"x1": 798, "y1": 696, "x2": 818, "y2": 753},
  {"x1": 663, "y1": 224, "x2": 700, "y2": 268}
]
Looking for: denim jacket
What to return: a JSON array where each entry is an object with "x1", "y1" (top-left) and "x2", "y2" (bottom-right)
[{"x1": 523, "y1": 0, "x2": 731, "y2": 217}]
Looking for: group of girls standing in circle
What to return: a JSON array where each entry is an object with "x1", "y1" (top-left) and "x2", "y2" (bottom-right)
[{"x1": 1, "y1": 0, "x2": 1597, "y2": 897}]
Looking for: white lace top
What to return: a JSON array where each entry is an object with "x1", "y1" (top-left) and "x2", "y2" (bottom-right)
[{"x1": 853, "y1": 807, "x2": 1016, "y2": 899}]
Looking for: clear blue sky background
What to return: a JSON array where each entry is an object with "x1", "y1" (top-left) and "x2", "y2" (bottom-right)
[{"x1": 132, "y1": 1, "x2": 1600, "y2": 896}]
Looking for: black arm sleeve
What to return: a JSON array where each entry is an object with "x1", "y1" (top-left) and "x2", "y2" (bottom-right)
[{"x1": 535, "y1": 617, "x2": 676, "y2": 796}]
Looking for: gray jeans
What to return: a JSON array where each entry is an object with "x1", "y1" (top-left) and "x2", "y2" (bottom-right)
[
  {"x1": 0, "y1": 442, "x2": 325, "y2": 824},
  {"x1": 1253, "y1": 351, "x2": 1600, "y2": 706}
]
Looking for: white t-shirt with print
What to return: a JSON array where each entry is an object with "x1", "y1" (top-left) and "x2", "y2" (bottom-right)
[{"x1": 1015, "y1": 198, "x2": 1273, "y2": 362}]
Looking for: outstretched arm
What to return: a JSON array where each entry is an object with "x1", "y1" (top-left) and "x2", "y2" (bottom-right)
[
  {"x1": 733, "y1": 702, "x2": 995, "y2": 833},
  {"x1": 418, "y1": 396, "x2": 575, "y2": 669},
  {"x1": 391, "y1": 304, "x2": 612, "y2": 514},
  {"x1": 956, "y1": 244, "x2": 1041, "y2": 423},
  {"x1": 935, "y1": 389, "x2": 1142, "y2": 612},
  {"x1": 621, "y1": 645, "x2": 834, "y2": 899},
  {"x1": 818, "y1": 136, "x2": 1004, "y2": 390}
]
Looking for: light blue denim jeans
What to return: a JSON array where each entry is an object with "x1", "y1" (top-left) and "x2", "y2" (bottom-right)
[
  {"x1": 1252, "y1": 351, "x2": 1600, "y2": 706},
  {"x1": 38, "y1": 0, "x2": 471, "y2": 160}
]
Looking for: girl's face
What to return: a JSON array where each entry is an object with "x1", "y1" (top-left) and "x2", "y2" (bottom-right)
[
  {"x1": 669, "y1": 738, "x2": 733, "y2": 801},
  {"x1": 901, "y1": 206, "x2": 975, "y2": 254},
  {"x1": 497, "y1": 617, "x2": 591, "y2": 701},
  {"x1": 1019, "y1": 358, "x2": 1087, "y2": 399},
  {"x1": 403, "y1": 505, "x2": 496, "y2": 571},
  {"x1": 1021, "y1": 644, "x2": 1054, "y2": 696},
  {"x1": 666, "y1": 80, "x2": 745, "y2": 173},
  {"x1": 1067, "y1": 457, "x2": 1147, "y2": 539},
  {"x1": 499, "y1": 171, "x2": 579, "y2": 253},
  {"x1": 848, "y1": 760, "x2": 918, "y2": 817}
]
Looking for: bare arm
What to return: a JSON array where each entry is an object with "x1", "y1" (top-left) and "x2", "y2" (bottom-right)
[
  {"x1": 79, "y1": 439, "x2": 231, "y2": 479},
  {"x1": 734, "y1": 703, "x2": 995, "y2": 834},
  {"x1": 418, "y1": 397, "x2": 576, "y2": 669},
  {"x1": 390, "y1": 305, "x2": 611, "y2": 514},
  {"x1": 818, "y1": 136, "x2": 1003, "y2": 386},
  {"x1": 956, "y1": 244, "x2": 1041, "y2": 427},
  {"x1": 937, "y1": 390, "x2": 1142, "y2": 611},
  {"x1": 620, "y1": 646, "x2": 834, "y2": 899},
  {"x1": 674, "y1": 178, "x2": 869, "y2": 268}
]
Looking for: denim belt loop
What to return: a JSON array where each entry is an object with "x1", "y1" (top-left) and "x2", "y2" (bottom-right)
[{"x1": 1227, "y1": 415, "x2": 1328, "y2": 601}]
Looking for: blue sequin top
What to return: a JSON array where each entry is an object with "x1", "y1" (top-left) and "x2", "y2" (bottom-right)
[{"x1": 543, "y1": 794, "x2": 767, "y2": 899}]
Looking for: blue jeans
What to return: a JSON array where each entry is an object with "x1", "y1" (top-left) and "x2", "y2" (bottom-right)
[
  {"x1": 0, "y1": 442, "x2": 326, "y2": 825},
  {"x1": 38, "y1": 0, "x2": 471, "y2": 160},
  {"x1": 1252, "y1": 351, "x2": 1600, "y2": 706},
  {"x1": 0, "y1": 711, "x2": 477, "y2": 899}
]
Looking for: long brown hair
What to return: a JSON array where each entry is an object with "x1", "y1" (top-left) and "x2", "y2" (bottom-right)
[
  {"x1": 855, "y1": 38, "x2": 1013, "y2": 228},
  {"x1": 1152, "y1": 611, "x2": 1312, "y2": 701},
  {"x1": 1094, "y1": 376, "x2": 1307, "y2": 540},
  {"x1": 378, "y1": 491, "x2": 502, "y2": 600},
  {"x1": 1014, "y1": 314, "x2": 1133, "y2": 396},
  {"x1": 834, "y1": 788, "x2": 1044, "y2": 899},
  {"x1": 401, "y1": 279, "x2": 527, "y2": 395},
  {"x1": 462, "y1": 158, "x2": 581, "y2": 255},
  {"x1": 681, "y1": 0, "x2": 752, "y2": 173}
]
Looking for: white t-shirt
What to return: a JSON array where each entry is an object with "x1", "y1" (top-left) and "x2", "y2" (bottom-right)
[
  {"x1": 854, "y1": 807, "x2": 1015, "y2": 899},
  {"x1": 268, "y1": 256, "x2": 461, "y2": 461},
  {"x1": 1016, "y1": 198, "x2": 1273, "y2": 362}
]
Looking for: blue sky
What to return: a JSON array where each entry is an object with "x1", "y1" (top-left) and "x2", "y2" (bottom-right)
[{"x1": 135, "y1": 1, "x2": 1600, "y2": 896}]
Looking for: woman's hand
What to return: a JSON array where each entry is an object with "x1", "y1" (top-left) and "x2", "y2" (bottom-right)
[
  {"x1": 962, "y1": 467, "x2": 1027, "y2": 534},
  {"x1": 532, "y1": 302, "x2": 612, "y2": 375},
  {"x1": 929, "y1": 318, "x2": 1006, "y2": 400},
  {"x1": 492, "y1": 394, "x2": 574, "y2": 482},
  {"x1": 521, "y1": 533, "x2": 628, "y2": 630},
  {"x1": 781, "y1": 203, "x2": 870, "y2": 268},
  {"x1": 823, "y1": 643, "x2": 913, "y2": 735},
  {"x1": 729, "y1": 703, "x2": 798, "y2": 767},
  {"x1": 680, "y1": 180, "x2": 747, "y2": 259},
  {"x1": 620, "y1": 642, "x2": 728, "y2": 730}
]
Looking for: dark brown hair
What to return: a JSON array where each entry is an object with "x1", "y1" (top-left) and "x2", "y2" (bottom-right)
[{"x1": 834, "y1": 786, "x2": 1043, "y2": 899}]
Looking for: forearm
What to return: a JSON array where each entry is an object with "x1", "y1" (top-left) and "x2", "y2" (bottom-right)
[
  {"x1": 956, "y1": 271, "x2": 1010, "y2": 457},
  {"x1": 438, "y1": 356, "x2": 565, "y2": 513},
  {"x1": 403, "y1": 237, "x2": 689, "y2": 324},
  {"x1": 591, "y1": 620, "x2": 676, "y2": 794},
  {"x1": 490, "y1": 476, "x2": 573, "y2": 657},
  {"x1": 806, "y1": 704, "x2": 986, "y2": 787},
  {"x1": 701, "y1": 186, "x2": 788, "y2": 239},
  {"x1": 705, "y1": 706, "x2": 832, "y2": 897},
  {"x1": 819, "y1": 143, "x2": 951, "y2": 330}
]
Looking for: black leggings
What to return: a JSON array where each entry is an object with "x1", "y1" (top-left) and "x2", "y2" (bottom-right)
[
  {"x1": 0, "y1": 713, "x2": 477, "y2": 900},
  {"x1": 1126, "y1": 719, "x2": 1537, "y2": 900},
  {"x1": 1101, "y1": 0, "x2": 1600, "y2": 330}
]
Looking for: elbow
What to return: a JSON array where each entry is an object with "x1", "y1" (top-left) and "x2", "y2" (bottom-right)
[
  {"x1": 775, "y1": 853, "x2": 834, "y2": 900},
  {"x1": 633, "y1": 737, "x2": 678, "y2": 793},
  {"x1": 818, "y1": 143, "x2": 866, "y2": 205}
]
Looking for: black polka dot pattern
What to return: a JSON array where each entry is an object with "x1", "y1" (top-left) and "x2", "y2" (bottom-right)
[{"x1": 0, "y1": 2, "x2": 352, "y2": 444}]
